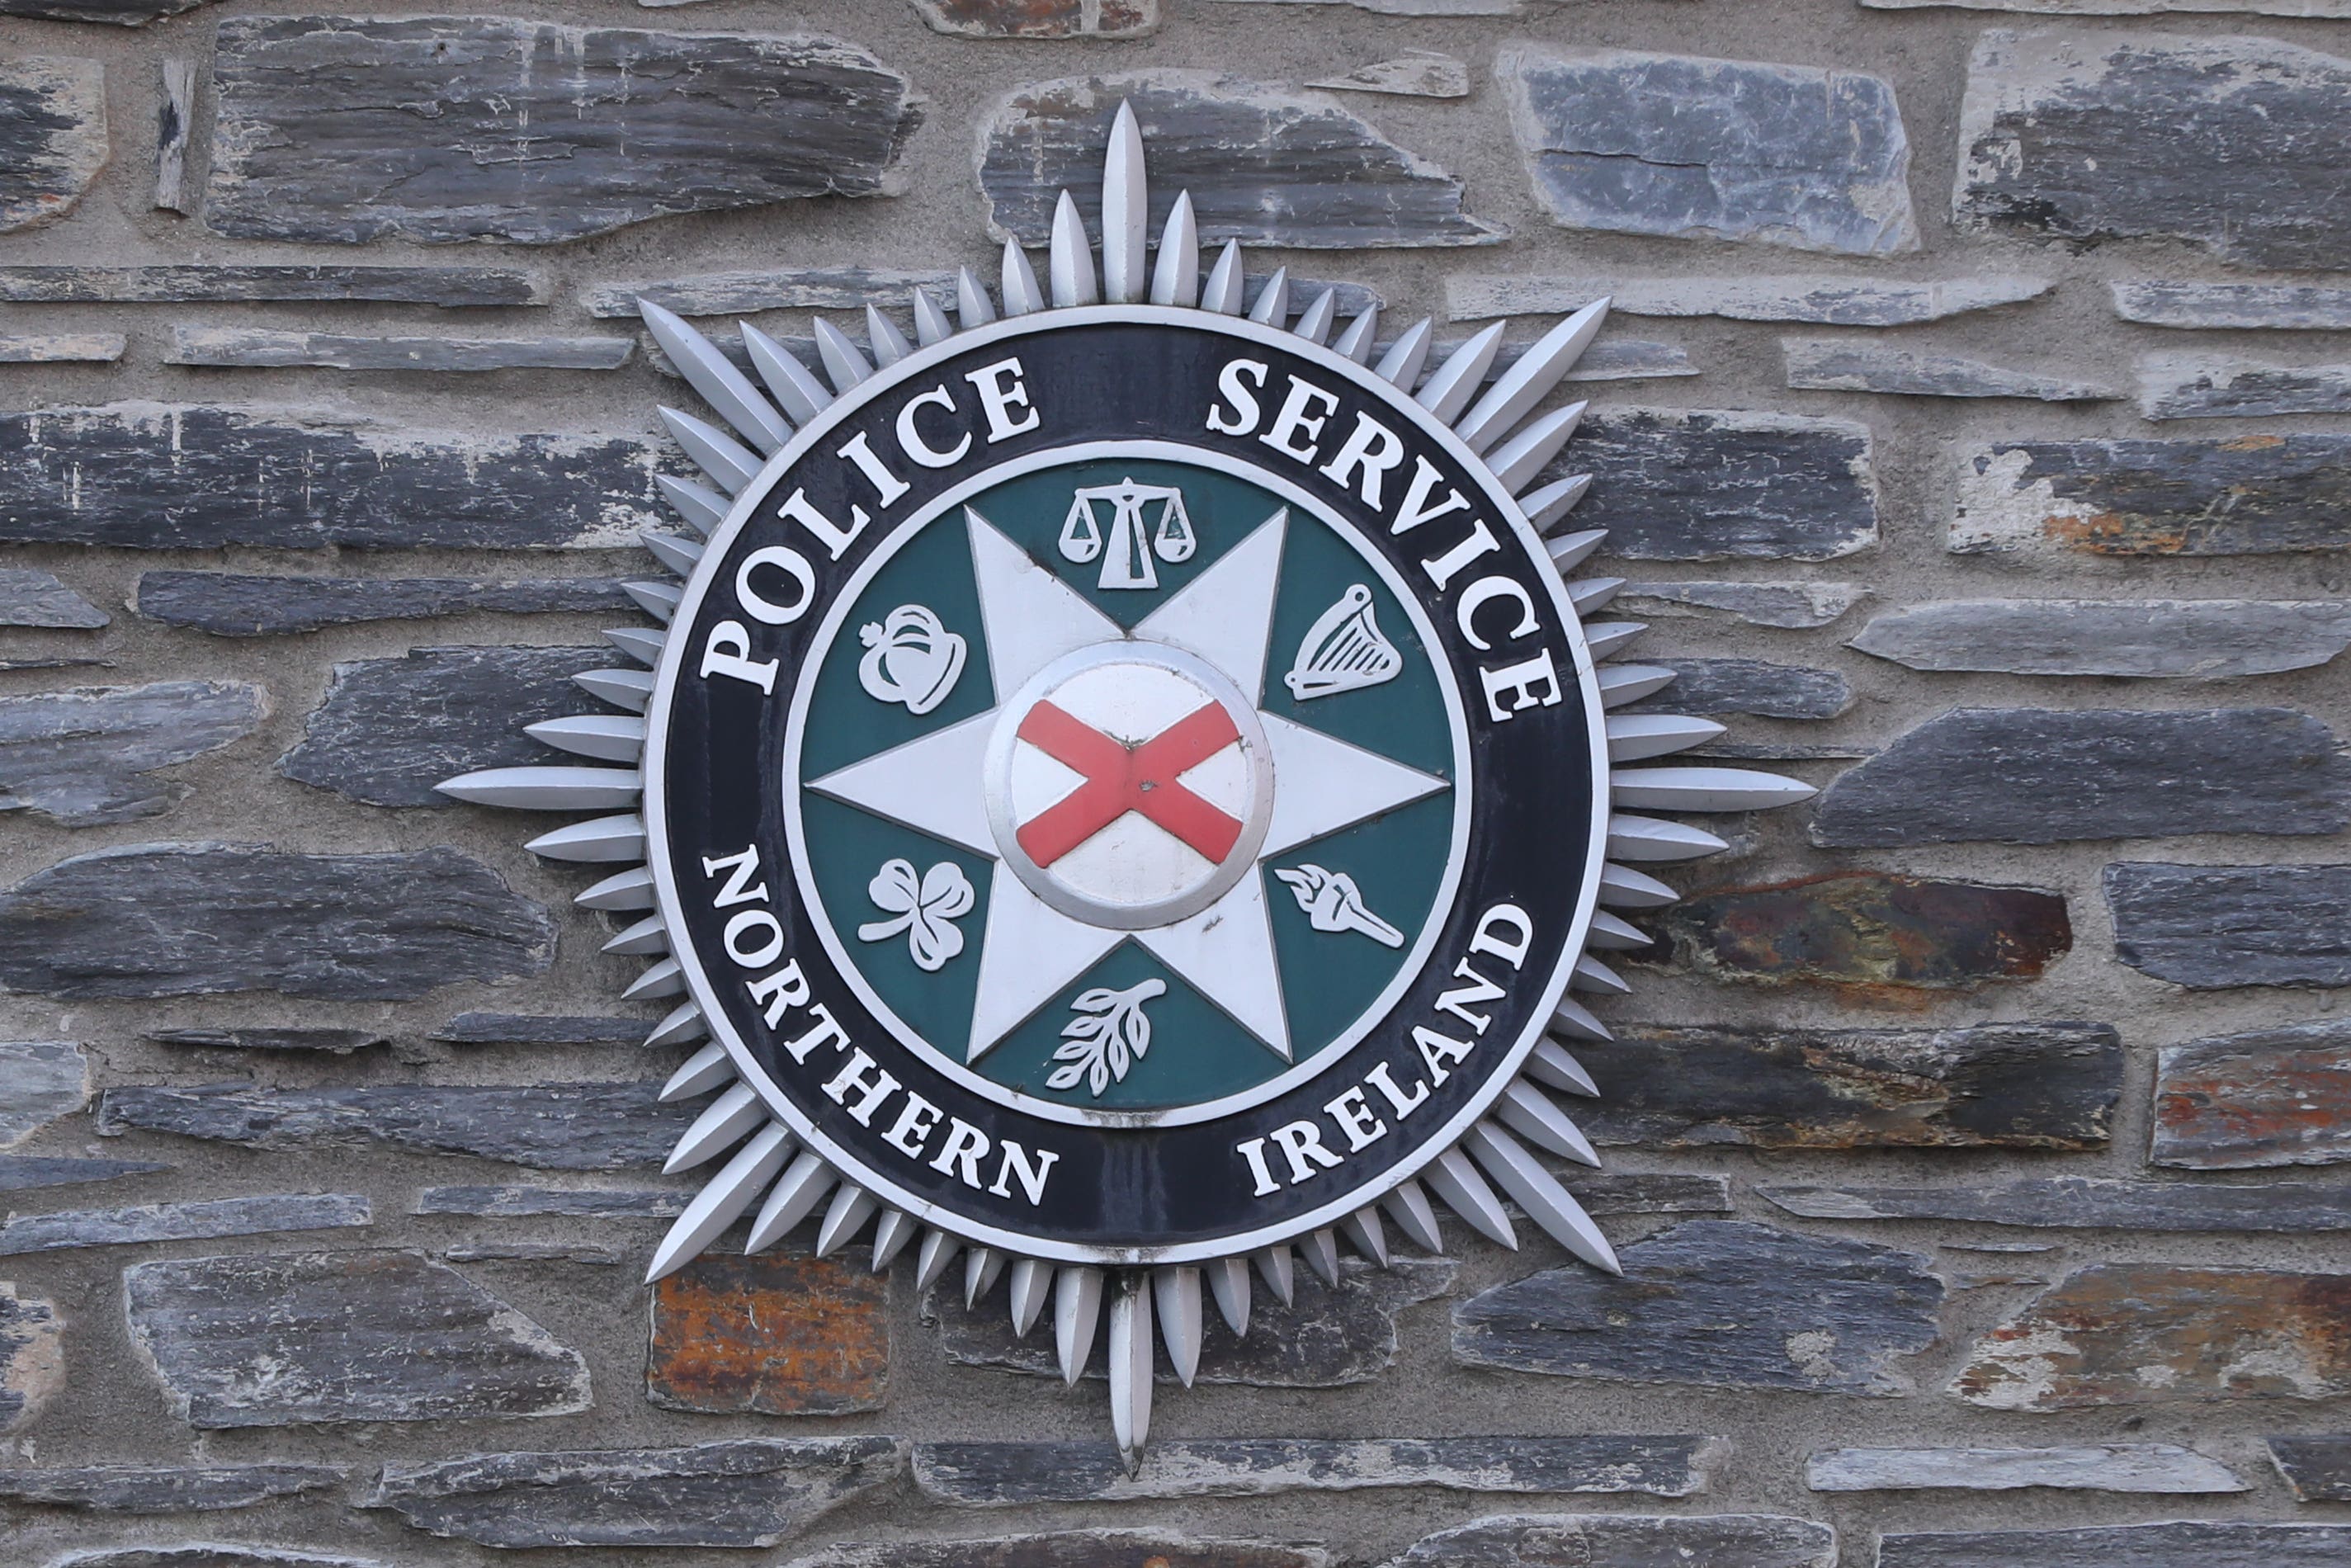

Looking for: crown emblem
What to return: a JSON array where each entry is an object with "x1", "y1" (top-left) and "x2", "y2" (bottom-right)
[{"x1": 857, "y1": 603, "x2": 967, "y2": 715}]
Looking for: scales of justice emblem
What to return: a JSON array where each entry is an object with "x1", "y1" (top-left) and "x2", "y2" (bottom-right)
[{"x1": 441, "y1": 103, "x2": 1811, "y2": 1455}]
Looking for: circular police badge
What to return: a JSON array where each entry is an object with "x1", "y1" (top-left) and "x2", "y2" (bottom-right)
[{"x1": 441, "y1": 102, "x2": 1812, "y2": 1452}]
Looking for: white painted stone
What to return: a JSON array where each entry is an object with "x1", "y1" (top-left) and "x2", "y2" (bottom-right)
[
  {"x1": 2139, "y1": 354, "x2": 2351, "y2": 419},
  {"x1": 0, "y1": 1042, "x2": 87, "y2": 1149},
  {"x1": 1785, "y1": 341, "x2": 2117, "y2": 401},
  {"x1": 2113, "y1": 281, "x2": 2351, "y2": 330},
  {"x1": 1309, "y1": 53, "x2": 1471, "y2": 99},
  {"x1": 1809, "y1": 1444, "x2": 2246, "y2": 1494}
]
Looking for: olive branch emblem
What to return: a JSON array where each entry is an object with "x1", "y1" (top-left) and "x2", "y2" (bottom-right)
[{"x1": 1048, "y1": 978, "x2": 1167, "y2": 1098}]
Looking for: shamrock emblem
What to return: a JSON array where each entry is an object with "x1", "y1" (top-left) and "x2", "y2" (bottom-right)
[
  {"x1": 857, "y1": 859, "x2": 976, "y2": 973},
  {"x1": 1049, "y1": 978, "x2": 1167, "y2": 1098}
]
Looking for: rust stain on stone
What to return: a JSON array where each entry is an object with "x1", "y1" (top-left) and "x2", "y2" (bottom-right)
[
  {"x1": 2045, "y1": 508, "x2": 2191, "y2": 555},
  {"x1": 1655, "y1": 871, "x2": 2070, "y2": 992},
  {"x1": 648, "y1": 1251, "x2": 887, "y2": 1416},
  {"x1": 2154, "y1": 1027, "x2": 2351, "y2": 1170}
]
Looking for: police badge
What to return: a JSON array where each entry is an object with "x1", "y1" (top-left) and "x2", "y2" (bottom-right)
[{"x1": 441, "y1": 104, "x2": 1811, "y2": 1453}]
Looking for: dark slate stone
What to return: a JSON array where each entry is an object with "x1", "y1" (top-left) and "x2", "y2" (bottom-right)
[
  {"x1": 2114, "y1": 281, "x2": 2351, "y2": 332},
  {"x1": 1558, "y1": 1172, "x2": 1730, "y2": 1216},
  {"x1": 0, "y1": 264, "x2": 541, "y2": 305},
  {"x1": 138, "y1": 573, "x2": 631, "y2": 635},
  {"x1": 148, "y1": 1027, "x2": 389, "y2": 1054},
  {"x1": 1956, "y1": 31, "x2": 2351, "y2": 271},
  {"x1": 1453, "y1": 1221, "x2": 1943, "y2": 1396},
  {"x1": 1784, "y1": 341, "x2": 2116, "y2": 401},
  {"x1": 980, "y1": 72, "x2": 1499, "y2": 250},
  {"x1": 0, "y1": 1282, "x2": 62, "y2": 1432},
  {"x1": 0, "y1": 569, "x2": 106, "y2": 628},
  {"x1": 0, "y1": 682, "x2": 265, "y2": 826},
  {"x1": 0, "y1": 1039, "x2": 86, "y2": 1146},
  {"x1": 914, "y1": 0, "x2": 1157, "y2": 37},
  {"x1": 913, "y1": 1436, "x2": 1718, "y2": 1504},
  {"x1": 932, "y1": 1257, "x2": 1453, "y2": 1388},
  {"x1": 154, "y1": 58, "x2": 191, "y2": 213},
  {"x1": 24, "y1": 1551, "x2": 379, "y2": 1568},
  {"x1": 1811, "y1": 708, "x2": 2349, "y2": 848},
  {"x1": 1881, "y1": 1522, "x2": 2351, "y2": 1568},
  {"x1": 2141, "y1": 355, "x2": 2351, "y2": 420},
  {"x1": 362, "y1": 1438, "x2": 905, "y2": 1550},
  {"x1": 1852, "y1": 598, "x2": 2351, "y2": 681},
  {"x1": 0, "y1": 1462, "x2": 342, "y2": 1511},
  {"x1": 1621, "y1": 658, "x2": 1851, "y2": 720},
  {"x1": 1651, "y1": 872, "x2": 2071, "y2": 990},
  {"x1": 0, "y1": 1193, "x2": 371, "y2": 1255},
  {"x1": 0, "y1": 0, "x2": 210, "y2": 21},
  {"x1": 588, "y1": 265, "x2": 953, "y2": 319},
  {"x1": 1390, "y1": 1513, "x2": 1835, "y2": 1568},
  {"x1": 1453, "y1": 273, "x2": 2050, "y2": 325},
  {"x1": 1806, "y1": 1443, "x2": 2245, "y2": 1495},
  {"x1": 278, "y1": 645, "x2": 610, "y2": 807},
  {"x1": 0, "y1": 329, "x2": 120, "y2": 363},
  {"x1": 433, "y1": 1013, "x2": 647, "y2": 1046},
  {"x1": 0, "y1": 1155, "x2": 168, "y2": 1192},
  {"x1": 1572, "y1": 1022, "x2": 2121, "y2": 1151},
  {"x1": 781, "y1": 1533, "x2": 1329, "y2": 1568},
  {"x1": 2153, "y1": 1019, "x2": 2351, "y2": 1168},
  {"x1": 1759, "y1": 1177, "x2": 2351, "y2": 1233},
  {"x1": 2106, "y1": 863, "x2": 2351, "y2": 989},
  {"x1": 1500, "y1": 45, "x2": 1915, "y2": 257},
  {"x1": 205, "y1": 17, "x2": 922, "y2": 245},
  {"x1": 413, "y1": 1184, "x2": 688, "y2": 1217},
  {"x1": 99, "y1": 1082, "x2": 686, "y2": 1170},
  {"x1": 1617, "y1": 580, "x2": 1866, "y2": 631},
  {"x1": 441, "y1": 1240, "x2": 622, "y2": 1265},
  {"x1": 168, "y1": 328, "x2": 634, "y2": 372},
  {"x1": 1951, "y1": 435, "x2": 2351, "y2": 559},
  {"x1": 0, "y1": 843, "x2": 552, "y2": 999},
  {"x1": 2268, "y1": 1434, "x2": 2351, "y2": 1503},
  {"x1": 0, "y1": 405, "x2": 669, "y2": 550},
  {"x1": 124, "y1": 1249, "x2": 590, "y2": 1428},
  {"x1": 1568, "y1": 409, "x2": 1876, "y2": 561},
  {"x1": 0, "y1": 58, "x2": 106, "y2": 234}
]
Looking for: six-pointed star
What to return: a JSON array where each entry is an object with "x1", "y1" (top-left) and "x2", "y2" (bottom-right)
[{"x1": 809, "y1": 506, "x2": 1447, "y2": 1069}]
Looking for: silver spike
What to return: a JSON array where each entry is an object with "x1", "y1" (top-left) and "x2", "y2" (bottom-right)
[
  {"x1": 815, "y1": 1183, "x2": 878, "y2": 1257},
  {"x1": 1464, "y1": 1121, "x2": 1621, "y2": 1274},
  {"x1": 1340, "y1": 1206, "x2": 1390, "y2": 1267},
  {"x1": 1206, "y1": 1255, "x2": 1251, "y2": 1336},
  {"x1": 1414, "y1": 322, "x2": 1505, "y2": 425},
  {"x1": 1102, "y1": 101, "x2": 1148, "y2": 304},
  {"x1": 1584, "y1": 621, "x2": 1645, "y2": 661},
  {"x1": 915, "y1": 1228, "x2": 961, "y2": 1292},
  {"x1": 525, "y1": 813, "x2": 644, "y2": 863},
  {"x1": 1571, "y1": 954, "x2": 1631, "y2": 995},
  {"x1": 1375, "y1": 317, "x2": 1434, "y2": 390},
  {"x1": 437, "y1": 765, "x2": 641, "y2": 811},
  {"x1": 1597, "y1": 664, "x2": 1676, "y2": 708},
  {"x1": 1055, "y1": 1264, "x2": 1104, "y2": 1384},
  {"x1": 1567, "y1": 574, "x2": 1622, "y2": 617},
  {"x1": 813, "y1": 318, "x2": 873, "y2": 394},
  {"x1": 527, "y1": 714, "x2": 644, "y2": 763},
  {"x1": 741, "y1": 323, "x2": 833, "y2": 426},
  {"x1": 644, "y1": 1122, "x2": 794, "y2": 1282},
  {"x1": 646, "y1": 1001, "x2": 707, "y2": 1051},
  {"x1": 1600, "y1": 861, "x2": 1682, "y2": 909},
  {"x1": 1585, "y1": 909, "x2": 1652, "y2": 950},
  {"x1": 656, "y1": 475, "x2": 729, "y2": 536},
  {"x1": 577, "y1": 865, "x2": 655, "y2": 911},
  {"x1": 1546, "y1": 529, "x2": 1607, "y2": 577},
  {"x1": 1001, "y1": 238, "x2": 1045, "y2": 316},
  {"x1": 1049, "y1": 191, "x2": 1100, "y2": 308},
  {"x1": 1613, "y1": 766, "x2": 1816, "y2": 812},
  {"x1": 1382, "y1": 1177, "x2": 1445, "y2": 1253},
  {"x1": 1149, "y1": 190, "x2": 1199, "y2": 308},
  {"x1": 1525, "y1": 1039, "x2": 1600, "y2": 1098},
  {"x1": 638, "y1": 299, "x2": 791, "y2": 455},
  {"x1": 1247, "y1": 266, "x2": 1290, "y2": 326},
  {"x1": 1454, "y1": 298, "x2": 1609, "y2": 455},
  {"x1": 1300, "y1": 1226, "x2": 1341, "y2": 1286},
  {"x1": 1551, "y1": 994, "x2": 1614, "y2": 1043},
  {"x1": 1607, "y1": 714, "x2": 1726, "y2": 762},
  {"x1": 871, "y1": 1207, "x2": 918, "y2": 1271},
  {"x1": 602, "y1": 913, "x2": 668, "y2": 956},
  {"x1": 1008, "y1": 1257, "x2": 1053, "y2": 1337},
  {"x1": 956, "y1": 265, "x2": 997, "y2": 328},
  {"x1": 865, "y1": 305, "x2": 912, "y2": 368},
  {"x1": 1332, "y1": 305, "x2": 1380, "y2": 364},
  {"x1": 623, "y1": 583, "x2": 679, "y2": 626},
  {"x1": 965, "y1": 1245, "x2": 1006, "y2": 1307},
  {"x1": 1109, "y1": 1273, "x2": 1154, "y2": 1458},
  {"x1": 1523, "y1": 475, "x2": 1593, "y2": 533},
  {"x1": 1153, "y1": 1265, "x2": 1203, "y2": 1386},
  {"x1": 1253, "y1": 1244, "x2": 1295, "y2": 1306},
  {"x1": 659, "y1": 407, "x2": 760, "y2": 497},
  {"x1": 660, "y1": 1041, "x2": 734, "y2": 1103},
  {"x1": 911, "y1": 287, "x2": 954, "y2": 347},
  {"x1": 575, "y1": 668, "x2": 653, "y2": 714},
  {"x1": 1607, "y1": 813, "x2": 1730, "y2": 862},
  {"x1": 744, "y1": 1150, "x2": 835, "y2": 1252},
  {"x1": 1489, "y1": 401, "x2": 1586, "y2": 494},
  {"x1": 1200, "y1": 240, "x2": 1245, "y2": 315},
  {"x1": 1499, "y1": 1079, "x2": 1602, "y2": 1166},
  {"x1": 1423, "y1": 1145, "x2": 1518, "y2": 1249},
  {"x1": 663, "y1": 1084, "x2": 764, "y2": 1174},
  {"x1": 642, "y1": 531, "x2": 704, "y2": 576},
  {"x1": 1292, "y1": 286, "x2": 1338, "y2": 346},
  {"x1": 606, "y1": 627, "x2": 666, "y2": 668}
]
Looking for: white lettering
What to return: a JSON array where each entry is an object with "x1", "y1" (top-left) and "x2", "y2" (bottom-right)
[
  {"x1": 698, "y1": 619, "x2": 779, "y2": 693},
  {"x1": 884, "y1": 1093, "x2": 943, "y2": 1159},
  {"x1": 1236, "y1": 1136, "x2": 1281, "y2": 1197},
  {"x1": 1468, "y1": 904, "x2": 1536, "y2": 969},
  {"x1": 735, "y1": 547, "x2": 817, "y2": 626},
  {"x1": 700, "y1": 844, "x2": 768, "y2": 909},
  {"x1": 988, "y1": 1142, "x2": 1060, "y2": 1205},
  {"x1": 1433, "y1": 959, "x2": 1505, "y2": 1035},
  {"x1": 836, "y1": 431, "x2": 910, "y2": 508},
  {"x1": 1269, "y1": 1118, "x2": 1343, "y2": 1183},
  {"x1": 895, "y1": 384, "x2": 972, "y2": 469},
  {"x1": 747, "y1": 961, "x2": 810, "y2": 1027},
  {"x1": 775, "y1": 486, "x2": 870, "y2": 560},
  {"x1": 1324, "y1": 1086, "x2": 1389, "y2": 1153},
  {"x1": 1421, "y1": 515, "x2": 1502, "y2": 591},
  {"x1": 1205, "y1": 357, "x2": 1268, "y2": 436},
  {"x1": 721, "y1": 909, "x2": 785, "y2": 971},
  {"x1": 1258, "y1": 376, "x2": 1338, "y2": 463},
  {"x1": 1364, "y1": 1060, "x2": 1430, "y2": 1120},
  {"x1": 1456, "y1": 574, "x2": 1539, "y2": 651},
  {"x1": 1391, "y1": 456, "x2": 1472, "y2": 536},
  {"x1": 929, "y1": 1117, "x2": 990, "y2": 1188},
  {"x1": 1318, "y1": 412, "x2": 1405, "y2": 508},
  {"x1": 965, "y1": 357, "x2": 1041, "y2": 442},
  {"x1": 821, "y1": 1047, "x2": 900, "y2": 1125},
  {"x1": 1414, "y1": 1024, "x2": 1473, "y2": 1085},
  {"x1": 1479, "y1": 650, "x2": 1564, "y2": 722},
  {"x1": 781, "y1": 1004, "x2": 852, "y2": 1065}
]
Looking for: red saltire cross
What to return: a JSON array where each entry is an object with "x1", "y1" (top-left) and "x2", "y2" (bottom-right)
[{"x1": 1014, "y1": 699, "x2": 1244, "y2": 867}]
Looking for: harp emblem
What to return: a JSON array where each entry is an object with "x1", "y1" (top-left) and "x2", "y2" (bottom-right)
[{"x1": 1284, "y1": 583, "x2": 1403, "y2": 701}]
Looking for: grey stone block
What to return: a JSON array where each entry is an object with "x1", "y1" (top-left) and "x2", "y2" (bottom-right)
[
  {"x1": 0, "y1": 1155, "x2": 168, "y2": 1192},
  {"x1": 913, "y1": 0, "x2": 1158, "y2": 38},
  {"x1": 440, "y1": 1241, "x2": 622, "y2": 1265},
  {"x1": 1386, "y1": 1514, "x2": 1834, "y2": 1568},
  {"x1": 0, "y1": 843, "x2": 552, "y2": 999},
  {"x1": 413, "y1": 1184, "x2": 689, "y2": 1217},
  {"x1": 0, "y1": 1282, "x2": 62, "y2": 1431},
  {"x1": 0, "y1": 58, "x2": 106, "y2": 233},
  {"x1": 433, "y1": 1013, "x2": 649, "y2": 1046},
  {"x1": 1500, "y1": 45, "x2": 1915, "y2": 256},
  {"x1": 2114, "y1": 281, "x2": 2351, "y2": 331},
  {"x1": 36, "y1": 1550, "x2": 381, "y2": 1568},
  {"x1": 0, "y1": 1040, "x2": 87, "y2": 1148},
  {"x1": 1453, "y1": 1221, "x2": 1942, "y2": 1395},
  {"x1": 587, "y1": 265, "x2": 956, "y2": 319},
  {"x1": 278, "y1": 645, "x2": 611, "y2": 808},
  {"x1": 1812, "y1": 1446, "x2": 2240, "y2": 1495},
  {"x1": 1873, "y1": 0, "x2": 2351, "y2": 11},
  {"x1": 123, "y1": 1249, "x2": 590, "y2": 1428},
  {"x1": 1952, "y1": 434, "x2": 2351, "y2": 558},
  {"x1": 1851, "y1": 599, "x2": 2351, "y2": 680},
  {"x1": 1759, "y1": 1177, "x2": 2351, "y2": 1233},
  {"x1": 780, "y1": 1533, "x2": 1329, "y2": 1568},
  {"x1": 2268, "y1": 1435, "x2": 2351, "y2": 1503},
  {"x1": 361, "y1": 1438, "x2": 905, "y2": 1549},
  {"x1": 1310, "y1": 52, "x2": 1470, "y2": 98},
  {"x1": 2106, "y1": 863, "x2": 2351, "y2": 989},
  {"x1": 1880, "y1": 1523, "x2": 2351, "y2": 1567},
  {"x1": 2153, "y1": 1019, "x2": 2351, "y2": 1167},
  {"x1": 168, "y1": 328, "x2": 635, "y2": 372},
  {"x1": 981, "y1": 72, "x2": 1499, "y2": 249},
  {"x1": 136, "y1": 574, "x2": 631, "y2": 635},
  {"x1": 2140, "y1": 354, "x2": 2351, "y2": 419},
  {"x1": 0, "y1": 0, "x2": 210, "y2": 21},
  {"x1": 205, "y1": 17, "x2": 921, "y2": 245},
  {"x1": 1956, "y1": 30, "x2": 2351, "y2": 269},
  {"x1": 0, "y1": 332, "x2": 122, "y2": 363},
  {"x1": 0, "y1": 569, "x2": 106, "y2": 628},
  {"x1": 0, "y1": 1463, "x2": 343, "y2": 1511},
  {"x1": 1554, "y1": 1173, "x2": 1731, "y2": 1216},
  {"x1": 1811, "y1": 708, "x2": 2349, "y2": 847},
  {"x1": 1617, "y1": 581, "x2": 1866, "y2": 630},
  {"x1": 1784, "y1": 342, "x2": 2117, "y2": 401},
  {"x1": 0, "y1": 1193, "x2": 371, "y2": 1255},
  {"x1": 1570, "y1": 409, "x2": 1876, "y2": 561},
  {"x1": 0, "y1": 682, "x2": 265, "y2": 826},
  {"x1": 0, "y1": 264, "x2": 542, "y2": 305},
  {"x1": 146, "y1": 1028, "x2": 389, "y2": 1054},
  {"x1": 1621, "y1": 658, "x2": 1851, "y2": 720},
  {"x1": 1452, "y1": 274, "x2": 2049, "y2": 325}
]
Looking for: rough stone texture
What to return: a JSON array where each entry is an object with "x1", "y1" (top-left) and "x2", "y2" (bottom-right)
[
  {"x1": 1617, "y1": 580, "x2": 1865, "y2": 629},
  {"x1": 1622, "y1": 658, "x2": 1852, "y2": 719},
  {"x1": 1810, "y1": 708, "x2": 2349, "y2": 848},
  {"x1": 277, "y1": 646, "x2": 611, "y2": 807},
  {"x1": 34, "y1": 1550, "x2": 381, "y2": 1568},
  {"x1": 2268, "y1": 1435, "x2": 2351, "y2": 1503},
  {"x1": 0, "y1": 569, "x2": 106, "y2": 628},
  {"x1": 0, "y1": 406, "x2": 668, "y2": 550},
  {"x1": 588, "y1": 265, "x2": 955, "y2": 318},
  {"x1": 980, "y1": 73, "x2": 1499, "y2": 249},
  {"x1": 1759, "y1": 1176, "x2": 2351, "y2": 1233},
  {"x1": 122, "y1": 1249, "x2": 591, "y2": 1427},
  {"x1": 1950, "y1": 435, "x2": 2351, "y2": 559},
  {"x1": 2105, "y1": 863, "x2": 2351, "y2": 989},
  {"x1": 0, "y1": 682, "x2": 266, "y2": 826},
  {"x1": 913, "y1": 0, "x2": 1157, "y2": 37},
  {"x1": 648, "y1": 1252, "x2": 889, "y2": 1415},
  {"x1": 0, "y1": 332, "x2": 122, "y2": 363},
  {"x1": 2114, "y1": 281, "x2": 2351, "y2": 331},
  {"x1": 0, "y1": 264, "x2": 541, "y2": 305},
  {"x1": 0, "y1": 844, "x2": 552, "y2": 999},
  {"x1": 1651, "y1": 872, "x2": 2071, "y2": 990},
  {"x1": 0, "y1": 1040, "x2": 87, "y2": 1148},
  {"x1": 137, "y1": 574, "x2": 630, "y2": 636},
  {"x1": 1455, "y1": 1221, "x2": 1943, "y2": 1395},
  {"x1": 780, "y1": 1533, "x2": 1330, "y2": 1568},
  {"x1": 1784, "y1": 341, "x2": 2117, "y2": 401},
  {"x1": 1880, "y1": 1523, "x2": 2351, "y2": 1567},
  {"x1": 1500, "y1": 46, "x2": 1915, "y2": 256},
  {"x1": 168, "y1": 328, "x2": 635, "y2": 372},
  {"x1": 100, "y1": 1083, "x2": 686, "y2": 1170},
  {"x1": 0, "y1": 1155, "x2": 168, "y2": 1191},
  {"x1": 1954, "y1": 1263, "x2": 2351, "y2": 1410},
  {"x1": 0, "y1": 1282, "x2": 63, "y2": 1431},
  {"x1": 0, "y1": 58, "x2": 106, "y2": 233},
  {"x1": 1809, "y1": 1444, "x2": 2244, "y2": 1493},
  {"x1": 1573, "y1": 1023, "x2": 2120, "y2": 1151},
  {"x1": 1956, "y1": 31, "x2": 2351, "y2": 271},
  {"x1": 0, "y1": 0, "x2": 210, "y2": 20},
  {"x1": 1310, "y1": 52, "x2": 1469, "y2": 98},
  {"x1": 1556, "y1": 1172, "x2": 1731, "y2": 1216},
  {"x1": 413, "y1": 1185, "x2": 688, "y2": 1217},
  {"x1": 2153, "y1": 1020, "x2": 2351, "y2": 1168},
  {"x1": 913, "y1": 1437, "x2": 1718, "y2": 1504},
  {"x1": 153, "y1": 57, "x2": 191, "y2": 213},
  {"x1": 2140, "y1": 355, "x2": 2351, "y2": 420},
  {"x1": 361, "y1": 1438, "x2": 905, "y2": 1549},
  {"x1": 934, "y1": 1258, "x2": 1453, "y2": 1387},
  {"x1": 433, "y1": 1013, "x2": 649, "y2": 1047},
  {"x1": 1387, "y1": 1514, "x2": 1835, "y2": 1568},
  {"x1": 1851, "y1": 600, "x2": 2351, "y2": 681},
  {"x1": 147, "y1": 1027, "x2": 388, "y2": 1054},
  {"x1": 1872, "y1": 0, "x2": 2351, "y2": 9},
  {"x1": 205, "y1": 17, "x2": 921, "y2": 245},
  {"x1": 1452, "y1": 273, "x2": 2049, "y2": 324},
  {"x1": 0, "y1": 1193, "x2": 371, "y2": 1255},
  {"x1": 0, "y1": 1464, "x2": 343, "y2": 1511},
  {"x1": 1568, "y1": 409, "x2": 1875, "y2": 560}
]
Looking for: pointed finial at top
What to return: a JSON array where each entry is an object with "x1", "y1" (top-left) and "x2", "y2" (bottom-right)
[{"x1": 1102, "y1": 100, "x2": 1148, "y2": 305}]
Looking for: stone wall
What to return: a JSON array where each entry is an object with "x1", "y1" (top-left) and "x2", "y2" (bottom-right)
[{"x1": 1, "y1": 0, "x2": 2347, "y2": 1564}]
